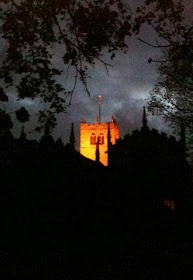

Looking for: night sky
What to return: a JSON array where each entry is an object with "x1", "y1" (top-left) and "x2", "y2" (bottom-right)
[{"x1": 7, "y1": 0, "x2": 193, "y2": 150}]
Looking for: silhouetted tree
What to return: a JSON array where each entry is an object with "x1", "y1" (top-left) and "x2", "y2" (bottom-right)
[
  {"x1": 134, "y1": 0, "x2": 193, "y2": 139},
  {"x1": 0, "y1": 88, "x2": 29, "y2": 137},
  {"x1": 0, "y1": 0, "x2": 131, "y2": 129}
]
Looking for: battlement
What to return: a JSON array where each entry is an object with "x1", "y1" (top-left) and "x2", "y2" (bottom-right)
[
  {"x1": 120, "y1": 126, "x2": 179, "y2": 147},
  {"x1": 81, "y1": 121, "x2": 108, "y2": 128},
  {"x1": 129, "y1": 127, "x2": 179, "y2": 143}
]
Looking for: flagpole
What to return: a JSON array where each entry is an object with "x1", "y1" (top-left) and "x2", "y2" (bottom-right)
[{"x1": 98, "y1": 95, "x2": 102, "y2": 124}]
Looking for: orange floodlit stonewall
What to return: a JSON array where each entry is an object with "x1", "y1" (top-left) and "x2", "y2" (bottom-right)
[{"x1": 80, "y1": 116, "x2": 119, "y2": 166}]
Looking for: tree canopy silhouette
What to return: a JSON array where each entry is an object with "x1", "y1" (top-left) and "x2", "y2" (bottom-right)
[
  {"x1": 1, "y1": 0, "x2": 192, "y2": 138},
  {"x1": 0, "y1": 0, "x2": 131, "y2": 129},
  {"x1": 134, "y1": 0, "x2": 193, "y2": 138}
]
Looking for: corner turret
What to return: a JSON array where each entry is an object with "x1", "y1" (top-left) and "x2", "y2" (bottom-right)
[
  {"x1": 70, "y1": 123, "x2": 75, "y2": 149},
  {"x1": 95, "y1": 137, "x2": 100, "y2": 162}
]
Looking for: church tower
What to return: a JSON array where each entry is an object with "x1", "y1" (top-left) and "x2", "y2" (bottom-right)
[{"x1": 80, "y1": 96, "x2": 119, "y2": 166}]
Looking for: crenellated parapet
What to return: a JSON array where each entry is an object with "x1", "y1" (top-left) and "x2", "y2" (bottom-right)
[{"x1": 109, "y1": 108, "x2": 187, "y2": 172}]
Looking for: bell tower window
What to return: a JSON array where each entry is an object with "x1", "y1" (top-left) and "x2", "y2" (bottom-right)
[
  {"x1": 90, "y1": 133, "x2": 97, "y2": 145},
  {"x1": 99, "y1": 133, "x2": 104, "y2": 144}
]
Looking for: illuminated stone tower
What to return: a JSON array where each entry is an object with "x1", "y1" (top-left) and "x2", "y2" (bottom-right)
[{"x1": 80, "y1": 96, "x2": 119, "y2": 166}]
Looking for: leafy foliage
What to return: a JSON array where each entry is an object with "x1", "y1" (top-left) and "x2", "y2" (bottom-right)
[
  {"x1": 134, "y1": 0, "x2": 193, "y2": 138},
  {"x1": 0, "y1": 110, "x2": 13, "y2": 130},
  {"x1": 0, "y1": 0, "x2": 131, "y2": 130},
  {"x1": 16, "y1": 107, "x2": 30, "y2": 123},
  {"x1": 0, "y1": 88, "x2": 8, "y2": 102}
]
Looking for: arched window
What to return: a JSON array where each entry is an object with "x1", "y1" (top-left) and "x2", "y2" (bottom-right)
[
  {"x1": 98, "y1": 133, "x2": 104, "y2": 145},
  {"x1": 90, "y1": 133, "x2": 97, "y2": 145}
]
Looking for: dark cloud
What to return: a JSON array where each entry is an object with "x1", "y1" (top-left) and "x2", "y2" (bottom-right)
[
  {"x1": 49, "y1": 33, "x2": 175, "y2": 150},
  {"x1": 50, "y1": 34, "x2": 173, "y2": 151},
  {"x1": 6, "y1": 3, "x2": 180, "y2": 149}
]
